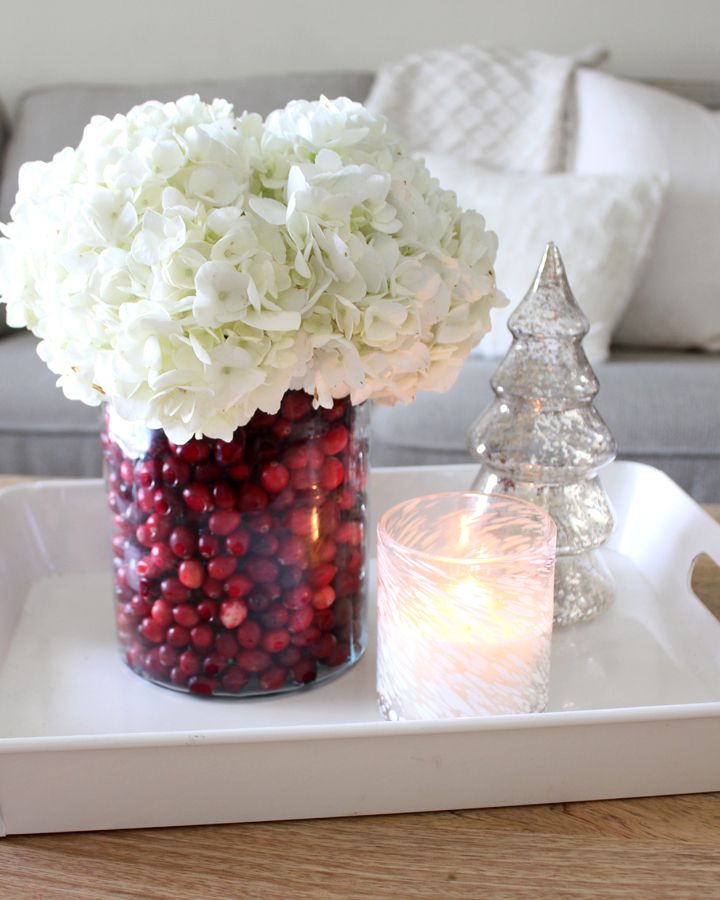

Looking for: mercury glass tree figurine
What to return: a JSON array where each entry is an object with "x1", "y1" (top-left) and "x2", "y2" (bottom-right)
[{"x1": 468, "y1": 242, "x2": 616, "y2": 625}]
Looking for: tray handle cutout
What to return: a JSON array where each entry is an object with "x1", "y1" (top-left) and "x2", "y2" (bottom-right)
[{"x1": 690, "y1": 553, "x2": 720, "y2": 623}]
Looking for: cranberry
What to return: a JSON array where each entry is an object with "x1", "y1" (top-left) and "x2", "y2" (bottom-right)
[
  {"x1": 323, "y1": 397, "x2": 347, "y2": 422},
  {"x1": 169, "y1": 526, "x2": 197, "y2": 559},
  {"x1": 160, "y1": 577, "x2": 191, "y2": 603},
  {"x1": 176, "y1": 438, "x2": 211, "y2": 464},
  {"x1": 139, "y1": 617, "x2": 165, "y2": 644},
  {"x1": 198, "y1": 533, "x2": 222, "y2": 558},
  {"x1": 136, "y1": 486, "x2": 156, "y2": 514},
  {"x1": 207, "y1": 556, "x2": 237, "y2": 581},
  {"x1": 203, "y1": 653, "x2": 226, "y2": 677},
  {"x1": 178, "y1": 559, "x2": 204, "y2": 589},
  {"x1": 336, "y1": 521, "x2": 363, "y2": 546},
  {"x1": 337, "y1": 488, "x2": 356, "y2": 511},
  {"x1": 196, "y1": 599, "x2": 217, "y2": 621},
  {"x1": 281, "y1": 391, "x2": 312, "y2": 421},
  {"x1": 320, "y1": 423, "x2": 349, "y2": 456},
  {"x1": 193, "y1": 462, "x2": 222, "y2": 483},
  {"x1": 311, "y1": 633, "x2": 337, "y2": 660},
  {"x1": 166, "y1": 625, "x2": 191, "y2": 648},
  {"x1": 247, "y1": 558, "x2": 278, "y2": 584},
  {"x1": 279, "y1": 566, "x2": 304, "y2": 589},
  {"x1": 219, "y1": 599, "x2": 248, "y2": 629},
  {"x1": 126, "y1": 643, "x2": 146, "y2": 670},
  {"x1": 135, "y1": 555, "x2": 156, "y2": 579},
  {"x1": 309, "y1": 564, "x2": 337, "y2": 589},
  {"x1": 222, "y1": 666, "x2": 249, "y2": 692},
  {"x1": 252, "y1": 533, "x2": 279, "y2": 557},
  {"x1": 136, "y1": 459, "x2": 161, "y2": 488},
  {"x1": 245, "y1": 511, "x2": 273, "y2": 534},
  {"x1": 189, "y1": 676, "x2": 217, "y2": 695},
  {"x1": 286, "y1": 506, "x2": 316, "y2": 537},
  {"x1": 151, "y1": 599, "x2": 174, "y2": 627},
  {"x1": 313, "y1": 538, "x2": 337, "y2": 564},
  {"x1": 170, "y1": 666, "x2": 190, "y2": 687},
  {"x1": 182, "y1": 483, "x2": 213, "y2": 513},
  {"x1": 260, "y1": 461, "x2": 290, "y2": 494},
  {"x1": 208, "y1": 510, "x2": 241, "y2": 536},
  {"x1": 145, "y1": 513, "x2": 172, "y2": 542},
  {"x1": 179, "y1": 650, "x2": 201, "y2": 675},
  {"x1": 190, "y1": 624, "x2": 214, "y2": 652},
  {"x1": 291, "y1": 658, "x2": 318, "y2": 684},
  {"x1": 236, "y1": 619, "x2": 262, "y2": 649},
  {"x1": 272, "y1": 418, "x2": 293, "y2": 440},
  {"x1": 135, "y1": 523, "x2": 156, "y2": 549},
  {"x1": 228, "y1": 462, "x2": 252, "y2": 481},
  {"x1": 120, "y1": 458, "x2": 135, "y2": 485},
  {"x1": 291, "y1": 469, "x2": 317, "y2": 491},
  {"x1": 269, "y1": 487, "x2": 296, "y2": 511},
  {"x1": 226, "y1": 528, "x2": 251, "y2": 556},
  {"x1": 277, "y1": 646, "x2": 302, "y2": 666},
  {"x1": 321, "y1": 457, "x2": 345, "y2": 490},
  {"x1": 247, "y1": 590, "x2": 273, "y2": 613},
  {"x1": 292, "y1": 625, "x2": 322, "y2": 648},
  {"x1": 288, "y1": 605, "x2": 314, "y2": 633},
  {"x1": 238, "y1": 483, "x2": 269, "y2": 512},
  {"x1": 326, "y1": 642, "x2": 351, "y2": 667},
  {"x1": 262, "y1": 629, "x2": 291, "y2": 653},
  {"x1": 278, "y1": 535, "x2": 306, "y2": 567},
  {"x1": 152, "y1": 488, "x2": 178, "y2": 517},
  {"x1": 150, "y1": 542, "x2": 176, "y2": 574},
  {"x1": 215, "y1": 438, "x2": 245, "y2": 466},
  {"x1": 162, "y1": 457, "x2": 190, "y2": 487},
  {"x1": 313, "y1": 586, "x2": 336, "y2": 609},
  {"x1": 130, "y1": 595, "x2": 152, "y2": 618},
  {"x1": 262, "y1": 604, "x2": 289, "y2": 629},
  {"x1": 202, "y1": 577, "x2": 224, "y2": 599},
  {"x1": 315, "y1": 608, "x2": 335, "y2": 631},
  {"x1": 172, "y1": 604, "x2": 200, "y2": 628},
  {"x1": 283, "y1": 446, "x2": 309, "y2": 470},
  {"x1": 259, "y1": 666, "x2": 288, "y2": 691},
  {"x1": 224, "y1": 573, "x2": 253, "y2": 598},
  {"x1": 212, "y1": 481, "x2": 237, "y2": 509},
  {"x1": 284, "y1": 584, "x2": 313, "y2": 609},
  {"x1": 158, "y1": 644, "x2": 180, "y2": 668},
  {"x1": 215, "y1": 631, "x2": 239, "y2": 659},
  {"x1": 237, "y1": 649, "x2": 272, "y2": 672}
]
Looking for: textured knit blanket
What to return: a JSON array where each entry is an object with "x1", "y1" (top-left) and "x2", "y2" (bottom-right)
[{"x1": 365, "y1": 45, "x2": 579, "y2": 173}]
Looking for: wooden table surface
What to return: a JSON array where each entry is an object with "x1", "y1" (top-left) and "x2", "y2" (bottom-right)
[{"x1": 0, "y1": 476, "x2": 718, "y2": 899}]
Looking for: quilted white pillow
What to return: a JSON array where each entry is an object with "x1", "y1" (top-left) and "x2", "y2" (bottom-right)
[
  {"x1": 571, "y1": 69, "x2": 720, "y2": 350},
  {"x1": 423, "y1": 154, "x2": 666, "y2": 361}
]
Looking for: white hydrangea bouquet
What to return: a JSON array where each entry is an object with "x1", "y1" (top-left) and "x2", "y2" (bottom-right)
[{"x1": 0, "y1": 94, "x2": 501, "y2": 443}]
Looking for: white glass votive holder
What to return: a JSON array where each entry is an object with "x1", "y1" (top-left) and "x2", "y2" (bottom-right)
[{"x1": 376, "y1": 492, "x2": 556, "y2": 720}]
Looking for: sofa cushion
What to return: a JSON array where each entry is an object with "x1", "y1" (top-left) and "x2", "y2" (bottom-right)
[
  {"x1": 0, "y1": 332, "x2": 102, "y2": 476},
  {"x1": 0, "y1": 70, "x2": 375, "y2": 221},
  {"x1": 571, "y1": 69, "x2": 720, "y2": 351},
  {"x1": 371, "y1": 351, "x2": 720, "y2": 502}
]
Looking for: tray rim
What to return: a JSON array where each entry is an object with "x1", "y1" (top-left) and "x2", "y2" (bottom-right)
[{"x1": 1, "y1": 462, "x2": 720, "y2": 757}]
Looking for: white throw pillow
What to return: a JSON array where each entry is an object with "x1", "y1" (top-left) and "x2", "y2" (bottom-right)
[
  {"x1": 571, "y1": 69, "x2": 720, "y2": 350},
  {"x1": 423, "y1": 153, "x2": 666, "y2": 361}
]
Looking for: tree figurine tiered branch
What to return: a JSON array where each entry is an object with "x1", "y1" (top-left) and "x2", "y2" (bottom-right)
[{"x1": 468, "y1": 242, "x2": 616, "y2": 625}]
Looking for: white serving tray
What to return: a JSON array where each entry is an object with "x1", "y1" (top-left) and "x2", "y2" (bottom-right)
[{"x1": 1, "y1": 462, "x2": 719, "y2": 836}]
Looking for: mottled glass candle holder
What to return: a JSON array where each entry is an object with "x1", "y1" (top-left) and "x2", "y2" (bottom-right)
[{"x1": 377, "y1": 493, "x2": 556, "y2": 720}]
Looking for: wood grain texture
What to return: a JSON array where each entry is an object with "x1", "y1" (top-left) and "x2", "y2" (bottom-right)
[{"x1": 0, "y1": 484, "x2": 718, "y2": 897}]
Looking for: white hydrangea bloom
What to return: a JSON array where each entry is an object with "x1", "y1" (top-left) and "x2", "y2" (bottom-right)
[{"x1": 0, "y1": 94, "x2": 503, "y2": 442}]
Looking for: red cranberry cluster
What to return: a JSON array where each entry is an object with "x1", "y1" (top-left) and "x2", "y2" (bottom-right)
[{"x1": 103, "y1": 391, "x2": 367, "y2": 697}]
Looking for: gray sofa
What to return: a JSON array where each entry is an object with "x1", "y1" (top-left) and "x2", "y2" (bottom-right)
[{"x1": 1, "y1": 71, "x2": 719, "y2": 500}]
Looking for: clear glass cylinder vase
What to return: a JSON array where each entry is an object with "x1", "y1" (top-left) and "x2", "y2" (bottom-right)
[{"x1": 102, "y1": 392, "x2": 369, "y2": 697}]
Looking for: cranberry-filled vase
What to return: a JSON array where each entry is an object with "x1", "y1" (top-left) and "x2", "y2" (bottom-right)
[{"x1": 103, "y1": 391, "x2": 369, "y2": 697}]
